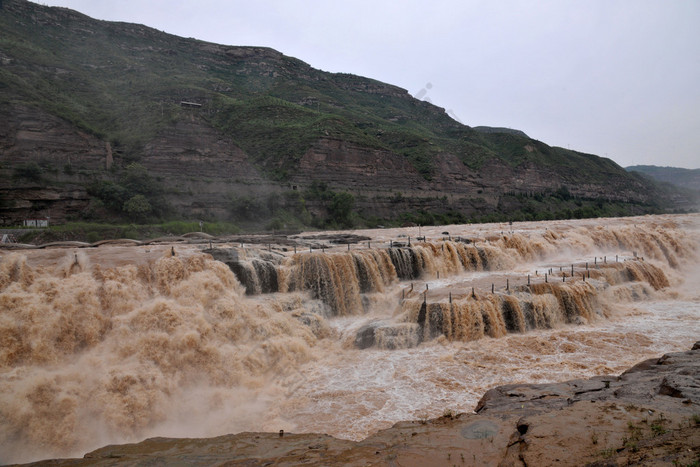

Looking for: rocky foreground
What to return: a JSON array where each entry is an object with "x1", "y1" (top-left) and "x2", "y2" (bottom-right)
[{"x1": 21, "y1": 343, "x2": 700, "y2": 466}]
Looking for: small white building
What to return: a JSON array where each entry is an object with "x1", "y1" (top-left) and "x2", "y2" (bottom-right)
[{"x1": 23, "y1": 218, "x2": 49, "y2": 228}]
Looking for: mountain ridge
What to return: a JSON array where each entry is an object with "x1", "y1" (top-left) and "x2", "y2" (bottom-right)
[
  {"x1": 626, "y1": 165, "x2": 700, "y2": 192},
  {"x1": 0, "y1": 0, "x2": 693, "y2": 229}
]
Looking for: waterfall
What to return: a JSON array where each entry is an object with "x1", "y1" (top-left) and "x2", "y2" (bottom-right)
[{"x1": 0, "y1": 215, "x2": 697, "y2": 463}]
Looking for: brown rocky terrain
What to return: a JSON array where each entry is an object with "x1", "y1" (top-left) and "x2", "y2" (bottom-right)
[
  {"x1": 0, "y1": 103, "x2": 662, "y2": 225},
  {"x1": 0, "y1": 101, "x2": 280, "y2": 224},
  {"x1": 18, "y1": 343, "x2": 700, "y2": 466},
  {"x1": 0, "y1": 104, "x2": 106, "y2": 224},
  {"x1": 1, "y1": 0, "x2": 692, "y2": 227},
  {"x1": 141, "y1": 118, "x2": 276, "y2": 220}
]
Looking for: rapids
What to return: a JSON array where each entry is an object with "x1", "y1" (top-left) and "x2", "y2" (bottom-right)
[{"x1": 0, "y1": 214, "x2": 698, "y2": 464}]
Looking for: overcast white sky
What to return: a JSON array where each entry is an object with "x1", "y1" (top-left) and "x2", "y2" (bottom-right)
[{"x1": 38, "y1": 0, "x2": 700, "y2": 169}]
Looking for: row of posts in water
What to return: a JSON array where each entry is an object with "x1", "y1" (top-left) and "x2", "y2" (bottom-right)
[
  {"x1": 287, "y1": 241, "x2": 397, "y2": 254},
  {"x1": 240, "y1": 240, "x2": 642, "y2": 299},
  {"x1": 262, "y1": 235, "x2": 466, "y2": 254},
  {"x1": 400, "y1": 253, "x2": 642, "y2": 303},
  {"x1": 238, "y1": 234, "x2": 641, "y2": 261}
]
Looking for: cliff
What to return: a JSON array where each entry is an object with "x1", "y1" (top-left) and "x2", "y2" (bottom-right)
[{"x1": 0, "y1": 0, "x2": 690, "y2": 227}]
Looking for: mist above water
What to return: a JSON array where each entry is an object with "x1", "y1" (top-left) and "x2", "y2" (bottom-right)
[{"x1": 0, "y1": 214, "x2": 698, "y2": 464}]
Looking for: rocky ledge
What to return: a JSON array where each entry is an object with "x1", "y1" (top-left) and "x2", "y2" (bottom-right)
[{"x1": 21, "y1": 343, "x2": 700, "y2": 466}]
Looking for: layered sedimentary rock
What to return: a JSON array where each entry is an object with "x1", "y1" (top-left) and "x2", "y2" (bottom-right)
[
  {"x1": 141, "y1": 119, "x2": 276, "y2": 219},
  {"x1": 0, "y1": 104, "x2": 106, "y2": 223},
  {"x1": 1, "y1": 0, "x2": 687, "y2": 225}
]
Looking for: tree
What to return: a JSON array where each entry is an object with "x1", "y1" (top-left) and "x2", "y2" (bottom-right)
[
  {"x1": 121, "y1": 163, "x2": 157, "y2": 196},
  {"x1": 123, "y1": 194, "x2": 152, "y2": 221},
  {"x1": 554, "y1": 185, "x2": 572, "y2": 201},
  {"x1": 120, "y1": 163, "x2": 169, "y2": 217},
  {"x1": 329, "y1": 192, "x2": 355, "y2": 227},
  {"x1": 90, "y1": 181, "x2": 129, "y2": 211}
]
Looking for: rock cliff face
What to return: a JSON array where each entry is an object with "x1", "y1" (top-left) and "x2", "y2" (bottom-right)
[
  {"x1": 141, "y1": 118, "x2": 276, "y2": 219},
  {"x1": 290, "y1": 138, "x2": 657, "y2": 219},
  {"x1": 0, "y1": 104, "x2": 107, "y2": 223},
  {"x1": 0, "y1": 0, "x2": 689, "y2": 227},
  {"x1": 0, "y1": 108, "x2": 667, "y2": 225},
  {"x1": 23, "y1": 343, "x2": 700, "y2": 466},
  {"x1": 294, "y1": 138, "x2": 429, "y2": 191}
]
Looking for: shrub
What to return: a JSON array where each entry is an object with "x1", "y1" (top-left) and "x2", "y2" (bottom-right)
[
  {"x1": 121, "y1": 163, "x2": 162, "y2": 197},
  {"x1": 13, "y1": 162, "x2": 43, "y2": 182},
  {"x1": 229, "y1": 196, "x2": 266, "y2": 220},
  {"x1": 123, "y1": 194, "x2": 152, "y2": 221},
  {"x1": 329, "y1": 192, "x2": 355, "y2": 227},
  {"x1": 267, "y1": 217, "x2": 285, "y2": 231},
  {"x1": 86, "y1": 231, "x2": 101, "y2": 243},
  {"x1": 89, "y1": 180, "x2": 130, "y2": 211}
]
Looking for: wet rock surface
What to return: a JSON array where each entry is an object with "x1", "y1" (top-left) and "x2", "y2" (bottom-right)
[
  {"x1": 20, "y1": 343, "x2": 700, "y2": 466},
  {"x1": 294, "y1": 233, "x2": 373, "y2": 244}
]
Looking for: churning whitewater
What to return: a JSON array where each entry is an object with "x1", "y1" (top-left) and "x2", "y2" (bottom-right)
[{"x1": 0, "y1": 214, "x2": 698, "y2": 464}]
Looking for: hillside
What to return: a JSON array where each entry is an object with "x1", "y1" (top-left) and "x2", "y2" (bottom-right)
[
  {"x1": 0, "y1": 0, "x2": 691, "y2": 231},
  {"x1": 627, "y1": 165, "x2": 700, "y2": 192}
]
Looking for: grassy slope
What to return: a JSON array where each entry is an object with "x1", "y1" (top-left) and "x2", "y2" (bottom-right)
[{"x1": 0, "y1": 0, "x2": 638, "y2": 185}]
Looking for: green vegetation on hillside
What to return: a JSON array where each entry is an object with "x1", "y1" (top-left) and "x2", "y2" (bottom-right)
[
  {"x1": 0, "y1": 0, "x2": 689, "y2": 233},
  {"x1": 87, "y1": 163, "x2": 170, "y2": 221},
  {"x1": 14, "y1": 189, "x2": 662, "y2": 244},
  {"x1": 0, "y1": 0, "x2": 637, "y2": 181}
]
